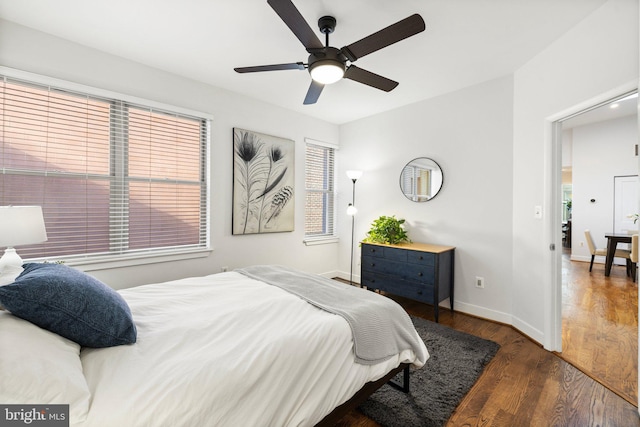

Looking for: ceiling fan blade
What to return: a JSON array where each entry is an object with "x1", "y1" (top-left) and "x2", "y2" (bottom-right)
[
  {"x1": 303, "y1": 80, "x2": 324, "y2": 105},
  {"x1": 341, "y1": 14, "x2": 425, "y2": 62},
  {"x1": 344, "y1": 65, "x2": 398, "y2": 92},
  {"x1": 234, "y1": 62, "x2": 305, "y2": 73},
  {"x1": 267, "y1": 0, "x2": 324, "y2": 51}
]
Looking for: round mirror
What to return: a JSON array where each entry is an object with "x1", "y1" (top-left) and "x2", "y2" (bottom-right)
[{"x1": 399, "y1": 157, "x2": 443, "y2": 202}]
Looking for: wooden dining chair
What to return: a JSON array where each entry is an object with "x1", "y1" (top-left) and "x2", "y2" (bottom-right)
[
  {"x1": 631, "y1": 234, "x2": 638, "y2": 282},
  {"x1": 584, "y1": 229, "x2": 631, "y2": 273}
]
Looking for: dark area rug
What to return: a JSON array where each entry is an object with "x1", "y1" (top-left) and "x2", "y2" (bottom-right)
[{"x1": 358, "y1": 316, "x2": 500, "y2": 427}]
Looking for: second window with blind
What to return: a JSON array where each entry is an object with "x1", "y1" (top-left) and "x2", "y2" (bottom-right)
[{"x1": 304, "y1": 139, "x2": 336, "y2": 241}]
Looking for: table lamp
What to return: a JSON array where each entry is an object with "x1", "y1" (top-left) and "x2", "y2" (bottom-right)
[{"x1": 0, "y1": 206, "x2": 48, "y2": 276}]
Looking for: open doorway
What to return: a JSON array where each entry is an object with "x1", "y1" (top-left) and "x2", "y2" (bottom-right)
[{"x1": 554, "y1": 90, "x2": 638, "y2": 405}]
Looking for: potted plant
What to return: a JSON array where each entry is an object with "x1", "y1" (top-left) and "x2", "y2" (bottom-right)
[{"x1": 362, "y1": 215, "x2": 411, "y2": 245}]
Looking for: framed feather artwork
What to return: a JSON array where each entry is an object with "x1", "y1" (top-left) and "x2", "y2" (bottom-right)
[{"x1": 232, "y1": 128, "x2": 295, "y2": 235}]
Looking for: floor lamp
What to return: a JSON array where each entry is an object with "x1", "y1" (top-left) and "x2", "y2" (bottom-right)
[{"x1": 346, "y1": 170, "x2": 362, "y2": 287}]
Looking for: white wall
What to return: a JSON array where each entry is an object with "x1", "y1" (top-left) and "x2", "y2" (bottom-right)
[
  {"x1": 338, "y1": 76, "x2": 515, "y2": 323},
  {"x1": 338, "y1": 0, "x2": 638, "y2": 345},
  {"x1": 513, "y1": 0, "x2": 638, "y2": 345},
  {"x1": 0, "y1": 20, "x2": 341, "y2": 289},
  {"x1": 570, "y1": 115, "x2": 638, "y2": 262}
]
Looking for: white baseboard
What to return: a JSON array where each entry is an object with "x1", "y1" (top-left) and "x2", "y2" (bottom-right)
[
  {"x1": 318, "y1": 270, "x2": 340, "y2": 279},
  {"x1": 447, "y1": 301, "x2": 543, "y2": 345},
  {"x1": 453, "y1": 300, "x2": 512, "y2": 325},
  {"x1": 571, "y1": 255, "x2": 591, "y2": 263},
  {"x1": 571, "y1": 254, "x2": 627, "y2": 266},
  {"x1": 511, "y1": 316, "x2": 544, "y2": 345},
  {"x1": 324, "y1": 270, "x2": 360, "y2": 284}
]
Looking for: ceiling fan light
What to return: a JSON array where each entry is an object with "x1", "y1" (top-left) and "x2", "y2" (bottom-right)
[{"x1": 309, "y1": 60, "x2": 345, "y2": 85}]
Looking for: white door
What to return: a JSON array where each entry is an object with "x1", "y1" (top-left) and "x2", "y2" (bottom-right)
[{"x1": 614, "y1": 175, "x2": 639, "y2": 235}]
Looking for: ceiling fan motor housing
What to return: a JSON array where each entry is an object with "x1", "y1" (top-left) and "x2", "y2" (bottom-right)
[{"x1": 308, "y1": 47, "x2": 346, "y2": 71}]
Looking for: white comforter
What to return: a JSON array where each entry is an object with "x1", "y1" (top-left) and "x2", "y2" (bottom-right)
[{"x1": 77, "y1": 271, "x2": 427, "y2": 426}]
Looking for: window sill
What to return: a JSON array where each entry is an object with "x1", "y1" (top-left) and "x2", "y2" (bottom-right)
[
  {"x1": 303, "y1": 237, "x2": 339, "y2": 246},
  {"x1": 30, "y1": 248, "x2": 212, "y2": 273}
]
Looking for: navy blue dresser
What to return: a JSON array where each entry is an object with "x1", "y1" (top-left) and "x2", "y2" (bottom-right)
[{"x1": 361, "y1": 242, "x2": 455, "y2": 322}]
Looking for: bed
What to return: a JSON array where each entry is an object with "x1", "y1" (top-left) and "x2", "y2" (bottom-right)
[{"x1": 0, "y1": 263, "x2": 429, "y2": 426}]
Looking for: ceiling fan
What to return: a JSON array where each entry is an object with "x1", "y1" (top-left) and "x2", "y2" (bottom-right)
[{"x1": 234, "y1": 0, "x2": 426, "y2": 105}]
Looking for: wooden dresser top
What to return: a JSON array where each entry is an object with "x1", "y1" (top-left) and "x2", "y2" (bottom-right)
[{"x1": 361, "y1": 241, "x2": 455, "y2": 254}]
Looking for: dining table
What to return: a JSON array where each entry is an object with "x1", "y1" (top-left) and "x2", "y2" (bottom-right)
[{"x1": 604, "y1": 233, "x2": 632, "y2": 276}]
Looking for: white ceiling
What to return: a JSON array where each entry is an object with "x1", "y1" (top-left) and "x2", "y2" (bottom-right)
[
  {"x1": 562, "y1": 92, "x2": 638, "y2": 130},
  {"x1": 0, "y1": 0, "x2": 610, "y2": 124}
]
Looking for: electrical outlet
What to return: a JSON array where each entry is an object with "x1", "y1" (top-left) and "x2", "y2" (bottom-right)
[
  {"x1": 580, "y1": 241, "x2": 584, "y2": 247},
  {"x1": 475, "y1": 276, "x2": 485, "y2": 289},
  {"x1": 221, "y1": 266, "x2": 228, "y2": 272}
]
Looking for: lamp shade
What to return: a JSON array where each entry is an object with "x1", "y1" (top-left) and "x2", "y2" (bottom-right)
[
  {"x1": 346, "y1": 170, "x2": 363, "y2": 181},
  {"x1": 0, "y1": 206, "x2": 48, "y2": 247},
  {"x1": 346, "y1": 204, "x2": 358, "y2": 216}
]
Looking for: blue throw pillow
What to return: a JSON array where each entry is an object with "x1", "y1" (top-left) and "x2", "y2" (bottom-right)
[{"x1": 0, "y1": 263, "x2": 136, "y2": 348}]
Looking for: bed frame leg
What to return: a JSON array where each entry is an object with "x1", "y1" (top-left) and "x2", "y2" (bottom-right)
[{"x1": 387, "y1": 365, "x2": 410, "y2": 393}]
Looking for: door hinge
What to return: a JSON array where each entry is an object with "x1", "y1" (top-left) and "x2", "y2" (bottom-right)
[{"x1": 550, "y1": 243, "x2": 556, "y2": 251}]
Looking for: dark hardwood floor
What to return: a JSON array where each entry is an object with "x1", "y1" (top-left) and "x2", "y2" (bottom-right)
[{"x1": 332, "y1": 257, "x2": 640, "y2": 426}]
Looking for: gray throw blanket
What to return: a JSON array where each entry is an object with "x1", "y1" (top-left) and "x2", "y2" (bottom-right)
[{"x1": 236, "y1": 265, "x2": 428, "y2": 366}]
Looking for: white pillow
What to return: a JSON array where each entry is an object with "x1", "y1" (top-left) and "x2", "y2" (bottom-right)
[{"x1": 0, "y1": 311, "x2": 90, "y2": 423}]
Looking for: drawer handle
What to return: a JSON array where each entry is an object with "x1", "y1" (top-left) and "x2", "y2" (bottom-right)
[
  {"x1": 417, "y1": 290, "x2": 423, "y2": 295},
  {"x1": 370, "y1": 263, "x2": 375, "y2": 267},
  {"x1": 418, "y1": 272, "x2": 423, "y2": 277},
  {"x1": 419, "y1": 256, "x2": 424, "y2": 260},
  {"x1": 370, "y1": 249, "x2": 376, "y2": 253}
]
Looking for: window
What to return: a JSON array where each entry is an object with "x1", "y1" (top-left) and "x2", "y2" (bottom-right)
[
  {"x1": 0, "y1": 75, "x2": 209, "y2": 261},
  {"x1": 304, "y1": 139, "x2": 336, "y2": 240}
]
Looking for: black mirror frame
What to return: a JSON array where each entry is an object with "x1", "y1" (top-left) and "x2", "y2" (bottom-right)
[{"x1": 399, "y1": 157, "x2": 444, "y2": 202}]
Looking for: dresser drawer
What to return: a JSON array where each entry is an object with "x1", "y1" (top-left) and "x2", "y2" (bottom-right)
[
  {"x1": 362, "y1": 244, "x2": 407, "y2": 262},
  {"x1": 361, "y1": 273, "x2": 434, "y2": 304},
  {"x1": 361, "y1": 255, "x2": 396, "y2": 273},
  {"x1": 407, "y1": 251, "x2": 435, "y2": 266},
  {"x1": 361, "y1": 255, "x2": 434, "y2": 284},
  {"x1": 402, "y1": 264, "x2": 435, "y2": 284},
  {"x1": 380, "y1": 245, "x2": 408, "y2": 262},
  {"x1": 362, "y1": 244, "x2": 384, "y2": 258}
]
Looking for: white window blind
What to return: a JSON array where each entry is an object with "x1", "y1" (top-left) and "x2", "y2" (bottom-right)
[
  {"x1": 0, "y1": 76, "x2": 208, "y2": 260},
  {"x1": 400, "y1": 164, "x2": 417, "y2": 200},
  {"x1": 304, "y1": 141, "x2": 335, "y2": 238}
]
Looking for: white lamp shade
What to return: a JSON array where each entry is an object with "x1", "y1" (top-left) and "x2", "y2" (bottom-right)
[
  {"x1": 346, "y1": 170, "x2": 363, "y2": 180},
  {"x1": 346, "y1": 204, "x2": 358, "y2": 216},
  {"x1": 0, "y1": 206, "x2": 48, "y2": 247}
]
